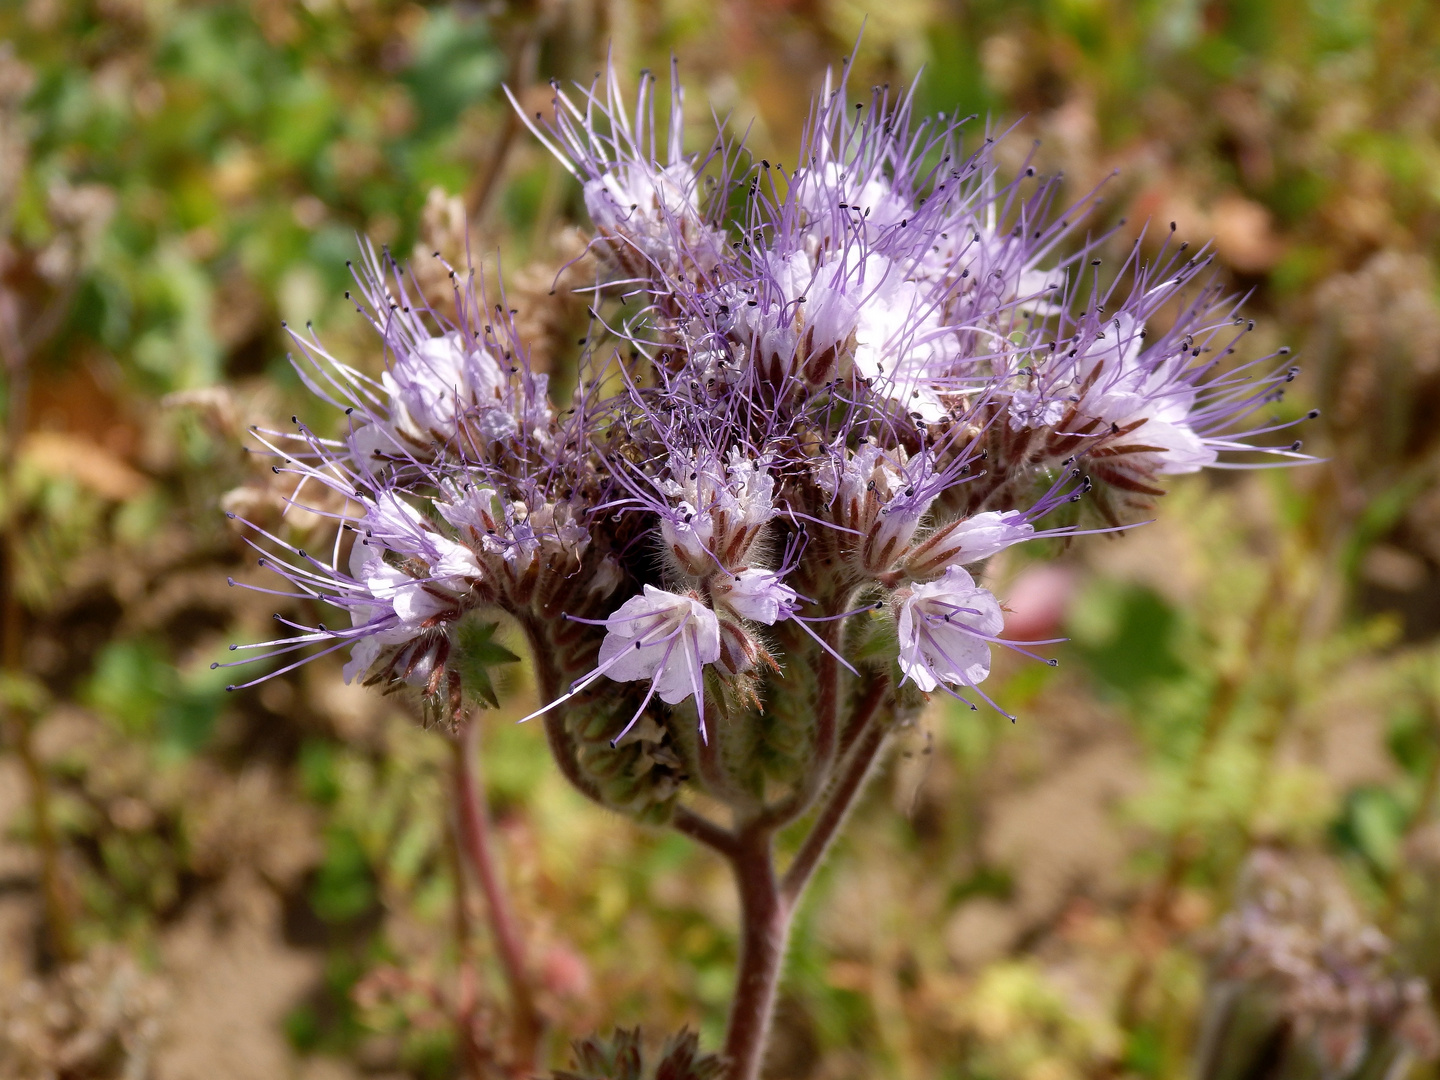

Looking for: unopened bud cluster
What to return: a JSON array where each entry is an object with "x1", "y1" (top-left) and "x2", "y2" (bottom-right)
[{"x1": 225, "y1": 64, "x2": 1306, "y2": 820}]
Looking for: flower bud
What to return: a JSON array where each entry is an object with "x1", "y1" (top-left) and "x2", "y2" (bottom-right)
[
  {"x1": 903, "y1": 510, "x2": 1034, "y2": 580},
  {"x1": 717, "y1": 618, "x2": 764, "y2": 675},
  {"x1": 816, "y1": 442, "x2": 936, "y2": 575}
]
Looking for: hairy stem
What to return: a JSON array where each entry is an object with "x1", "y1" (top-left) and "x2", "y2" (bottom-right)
[
  {"x1": 720, "y1": 679, "x2": 893, "y2": 1080},
  {"x1": 836, "y1": 671, "x2": 891, "y2": 765},
  {"x1": 722, "y1": 825, "x2": 788, "y2": 1080},
  {"x1": 453, "y1": 719, "x2": 545, "y2": 1075},
  {"x1": 781, "y1": 705, "x2": 889, "y2": 905},
  {"x1": 673, "y1": 804, "x2": 738, "y2": 857}
]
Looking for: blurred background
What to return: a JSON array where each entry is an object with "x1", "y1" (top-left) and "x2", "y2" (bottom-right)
[{"x1": 3, "y1": 1, "x2": 1440, "y2": 1077}]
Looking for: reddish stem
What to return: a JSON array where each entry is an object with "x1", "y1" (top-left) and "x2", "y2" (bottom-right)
[
  {"x1": 673, "y1": 804, "x2": 738, "y2": 857},
  {"x1": 781, "y1": 708, "x2": 888, "y2": 906},
  {"x1": 720, "y1": 678, "x2": 893, "y2": 1080},
  {"x1": 722, "y1": 826, "x2": 790, "y2": 1080},
  {"x1": 453, "y1": 719, "x2": 545, "y2": 1075},
  {"x1": 446, "y1": 814, "x2": 486, "y2": 1079}
]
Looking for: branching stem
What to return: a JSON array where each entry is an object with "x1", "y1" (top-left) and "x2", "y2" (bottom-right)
[
  {"x1": 719, "y1": 672, "x2": 893, "y2": 1080},
  {"x1": 781, "y1": 704, "x2": 888, "y2": 906},
  {"x1": 673, "y1": 804, "x2": 738, "y2": 857}
]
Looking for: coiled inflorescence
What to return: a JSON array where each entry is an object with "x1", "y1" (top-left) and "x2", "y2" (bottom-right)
[{"x1": 223, "y1": 61, "x2": 1308, "y2": 820}]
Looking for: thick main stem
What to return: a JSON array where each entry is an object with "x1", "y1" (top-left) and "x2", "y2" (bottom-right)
[
  {"x1": 452, "y1": 719, "x2": 544, "y2": 1075},
  {"x1": 721, "y1": 677, "x2": 892, "y2": 1080},
  {"x1": 723, "y1": 826, "x2": 790, "y2": 1080}
]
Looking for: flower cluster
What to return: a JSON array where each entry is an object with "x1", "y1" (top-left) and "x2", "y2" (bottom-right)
[
  {"x1": 223, "y1": 64, "x2": 1306, "y2": 816},
  {"x1": 1196, "y1": 850, "x2": 1439, "y2": 1080}
]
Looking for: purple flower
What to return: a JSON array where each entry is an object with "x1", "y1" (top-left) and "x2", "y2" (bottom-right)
[
  {"x1": 225, "y1": 60, "x2": 1310, "y2": 740},
  {"x1": 815, "y1": 441, "x2": 941, "y2": 575},
  {"x1": 714, "y1": 568, "x2": 800, "y2": 625},
  {"x1": 894, "y1": 565, "x2": 1005, "y2": 697},
  {"x1": 1060, "y1": 312, "x2": 1214, "y2": 474},
  {"x1": 656, "y1": 448, "x2": 777, "y2": 575},
  {"x1": 385, "y1": 331, "x2": 514, "y2": 444},
  {"x1": 590, "y1": 586, "x2": 723, "y2": 740}
]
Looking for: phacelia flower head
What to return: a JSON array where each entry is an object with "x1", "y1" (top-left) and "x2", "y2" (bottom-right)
[{"x1": 225, "y1": 58, "x2": 1312, "y2": 816}]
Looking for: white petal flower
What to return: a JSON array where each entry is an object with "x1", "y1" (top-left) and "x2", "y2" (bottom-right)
[
  {"x1": 384, "y1": 331, "x2": 507, "y2": 443},
  {"x1": 597, "y1": 586, "x2": 721, "y2": 706},
  {"x1": 815, "y1": 441, "x2": 937, "y2": 573},
  {"x1": 341, "y1": 549, "x2": 442, "y2": 683},
  {"x1": 792, "y1": 161, "x2": 909, "y2": 243},
  {"x1": 338, "y1": 494, "x2": 479, "y2": 684},
  {"x1": 715, "y1": 568, "x2": 799, "y2": 625},
  {"x1": 722, "y1": 247, "x2": 864, "y2": 385},
  {"x1": 916, "y1": 219, "x2": 1064, "y2": 315},
  {"x1": 896, "y1": 566, "x2": 1005, "y2": 693},
  {"x1": 851, "y1": 260, "x2": 957, "y2": 423},
  {"x1": 660, "y1": 449, "x2": 777, "y2": 572},
  {"x1": 341, "y1": 636, "x2": 382, "y2": 685}
]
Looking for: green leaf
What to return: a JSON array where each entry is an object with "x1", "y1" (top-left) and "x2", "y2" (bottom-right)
[{"x1": 452, "y1": 617, "x2": 520, "y2": 709}]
